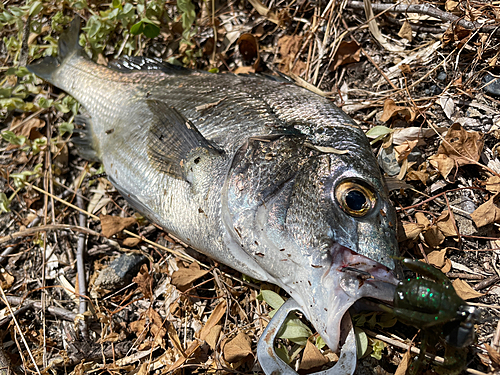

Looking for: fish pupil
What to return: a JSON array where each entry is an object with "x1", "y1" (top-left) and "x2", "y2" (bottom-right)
[{"x1": 346, "y1": 190, "x2": 366, "y2": 211}]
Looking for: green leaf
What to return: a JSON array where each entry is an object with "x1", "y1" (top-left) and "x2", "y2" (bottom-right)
[
  {"x1": 208, "y1": 67, "x2": 219, "y2": 73},
  {"x1": 10, "y1": 163, "x2": 42, "y2": 189},
  {"x1": 31, "y1": 137, "x2": 47, "y2": 155},
  {"x1": 355, "y1": 327, "x2": 369, "y2": 359},
  {"x1": 112, "y1": 0, "x2": 123, "y2": 10},
  {"x1": 143, "y1": 21, "x2": 160, "y2": 38},
  {"x1": 274, "y1": 345, "x2": 290, "y2": 364},
  {"x1": 370, "y1": 338, "x2": 385, "y2": 360},
  {"x1": 277, "y1": 314, "x2": 312, "y2": 346},
  {"x1": 1, "y1": 131, "x2": 26, "y2": 146},
  {"x1": 58, "y1": 122, "x2": 74, "y2": 136},
  {"x1": 0, "y1": 193, "x2": 11, "y2": 213},
  {"x1": 257, "y1": 289, "x2": 285, "y2": 310},
  {"x1": 315, "y1": 335, "x2": 326, "y2": 350},
  {"x1": 28, "y1": 1, "x2": 43, "y2": 16},
  {"x1": 365, "y1": 126, "x2": 394, "y2": 139},
  {"x1": 130, "y1": 20, "x2": 144, "y2": 35}
]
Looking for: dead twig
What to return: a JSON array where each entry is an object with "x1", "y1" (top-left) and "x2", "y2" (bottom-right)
[{"x1": 347, "y1": 1, "x2": 500, "y2": 34}]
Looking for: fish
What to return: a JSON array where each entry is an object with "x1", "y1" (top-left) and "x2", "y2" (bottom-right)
[{"x1": 27, "y1": 16, "x2": 399, "y2": 364}]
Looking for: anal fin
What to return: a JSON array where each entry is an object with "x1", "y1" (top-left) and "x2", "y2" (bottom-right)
[
  {"x1": 146, "y1": 100, "x2": 223, "y2": 181},
  {"x1": 72, "y1": 115, "x2": 100, "y2": 161}
]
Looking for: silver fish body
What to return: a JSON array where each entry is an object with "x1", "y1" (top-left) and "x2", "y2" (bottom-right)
[{"x1": 28, "y1": 17, "x2": 399, "y2": 357}]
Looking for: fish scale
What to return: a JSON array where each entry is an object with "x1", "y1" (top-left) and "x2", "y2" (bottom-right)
[{"x1": 28, "y1": 16, "x2": 401, "y2": 373}]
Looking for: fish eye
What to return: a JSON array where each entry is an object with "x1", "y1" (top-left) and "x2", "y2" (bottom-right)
[{"x1": 334, "y1": 180, "x2": 376, "y2": 217}]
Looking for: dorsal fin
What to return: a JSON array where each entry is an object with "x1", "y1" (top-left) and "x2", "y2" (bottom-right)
[
  {"x1": 108, "y1": 56, "x2": 200, "y2": 75},
  {"x1": 146, "y1": 100, "x2": 223, "y2": 180}
]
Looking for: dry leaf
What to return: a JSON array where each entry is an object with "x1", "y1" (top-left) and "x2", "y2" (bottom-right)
[
  {"x1": 233, "y1": 66, "x2": 255, "y2": 75},
  {"x1": 248, "y1": 0, "x2": 280, "y2": 25},
  {"x1": 223, "y1": 332, "x2": 253, "y2": 363},
  {"x1": 123, "y1": 237, "x2": 141, "y2": 247},
  {"x1": 394, "y1": 140, "x2": 418, "y2": 163},
  {"x1": 167, "y1": 322, "x2": 186, "y2": 357},
  {"x1": 485, "y1": 176, "x2": 500, "y2": 193},
  {"x1": 398, "y1": 21, "x2": 413, "y2": 42},
  {"x1": 452, "y1": 279, "x2": 484, "y2": 300},
  {"x1": 363, "y1": 0, "x2": 404, "y2": 52},
  {"x1": 442, "y1": 258, "x2": 452, "y2": 273},
  {"x1": 439, "y1": 95, "x2": 456, "y2": 120},
  {"x1": 278, "y1": 35, "x2": 303, "y2": 74},
  {"x1": 0, "y1": 272, "x2": 14, "y2": 289},
  {"x1": 423, "y1": 225, "x2": 445, "y2": 248},
  {"x1": 436, "y1": 210, "x2": 458, "y2": 237},
  {"x1": 436, "y1": 123, "x2": 484, "y2": 167},
  {"x1": 394, "y1": 350, "x2": 411, "y2": 375},
  {"x1": 428, "y1": 153, "x2": 455, "y2": 179},
  {"x1": 406, "y1": 164, "x2": 429, "y2": 185},
  {"x1": 133, "y1": 264, "x2": 152, "y2": 299},
  {"x1": 205, "y1": 325, "x2": 222, "y2": 351},
  {"x1": 197, "y1": 299, "x2": 227, "y2": 341},
  {"x1": 331, "y1": 41, "x2": 361, "y2": 71},
  {"x1": 445, "y1": 0, "x2": 459, "y2": 11},
  {"x1": 470, "y1": 193, "x2": 500, "y2": 228},
  {"x1": 415, "y1": 212, "x2": 430, "y2": 227},
  {"x1": 427, "y1": 249, "x2": 447, "y2": 268},
  {"x1": 400, "y1": 223, "x2": 425, "y2": 241},
  {"x1": 380, "y1": 99, "x2": 415, "y2": 122},
  {"x1": 392, "y1": 127, "x2": 441, "y2": 146},
  {"x1": 171, "y1": 262, "x2": 209, "y2": 289},
  {"x1": 299, "y1": 340, "x2": 329, "y2": 370},
  {"x1": 485, "y1": 344, "x2": 500, "y2": 367},
  {"x1": 10, "y1": 117, "x2": 45, "y2": 140},
  {"x1": 100, "y1": 215, "x2": 136, "y2": 238},
  {"x1": 238, "y1": 33, "x2": 259, "y2": 61}
]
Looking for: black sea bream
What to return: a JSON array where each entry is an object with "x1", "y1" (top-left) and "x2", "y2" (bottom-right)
[{"x1": 28, "y1": 16, "x2": 399, "y2": 362}]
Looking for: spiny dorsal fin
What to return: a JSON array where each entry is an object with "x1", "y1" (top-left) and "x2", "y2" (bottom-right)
[
  {"x1": 108, "y1": 56, "x2": 201, "y2": 76},
  {"x1": 146, "y1": 100, "x2": 223, "y2": 180}
]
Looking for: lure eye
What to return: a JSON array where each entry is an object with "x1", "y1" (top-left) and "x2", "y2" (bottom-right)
[{"x1": 335, "y1": 180, "x2": 376, "y2": 217}]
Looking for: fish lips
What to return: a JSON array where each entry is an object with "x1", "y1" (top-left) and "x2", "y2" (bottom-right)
[{"x1": 281, "y1": 244, "x2": 398, "y2": 353}]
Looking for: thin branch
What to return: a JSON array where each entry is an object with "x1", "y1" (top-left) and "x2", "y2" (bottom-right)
[{"x1": 347, "y1": 1, "x2": 500, "y2": 34}]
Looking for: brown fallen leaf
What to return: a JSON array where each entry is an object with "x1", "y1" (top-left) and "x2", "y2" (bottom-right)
[
  {"x1": 423, "y1": 225, "x2": 445, "y2": 248},
  {"x1": 133, "y1": 264, "x2": 152, "y2": 299},
  {"x1": 197, "y1": 299, "x2": 227, "y2": 341},
  {"x1": 100, "y1": 215, "x2": 136, "y2": 238},
  {"x1": 436, "y1": 123, "x2": 484, "y2": 167},
  {"x1": 485, "y1": 343, "x2": 500, "y2": 368},
  {"x1": 278, "y1": 34, "x2": 304, "y2": 74},
  {"x1": 428, "y1": 153, "x2": 455, "y2": 179},
  {"x1": 400, "y1": 222, "x2": 425, "y2": 241},
  {"x1": 394, "y1": 140, "x2": 418, "y2": 163},
  {"x1": 122, "y1": 237, "x2": 141, "y2": 247},
  {"x1": 299, "y1": 339, "x2": 329, "y2": 370},
  {"x1": 452, "y1": 279, "x2": 484, "y2": 300},
  {"x1": 380, "y1": 99, "x2": 416, "y2": 123},
  {"x1": 394, "y1": 350, "x2": 411, "y2": 375},
  {"x1": 171, "y1": 262, "x2": 209, "y2": 289},
  {"x1": 331, "y1": 40, "x2": 361, "y2": 71},
  {"x1": 398, "y1": 20, "x2": 413, "y2": 42},
  {"x1": 10, "y1": 117, "x2": 45, "y2": 140},
  {"x1": 436, "y1": 210, "x2": 458, "y2": 237},
  {"x1": 470, "y1": 193, "x2": 500, "y2": 228},
  {"x1": 406, "y1": 164, "x2": 429, "y2": 185},
  {"x1": 238, "y1": 33, "x2": 259, "y2": 61},
  {"x1": 223, "y1": 331, "x2": 253, "y2": 363},
  {"x1": 205, "y1": 324, "x2": 222, "y2": 351},
  {"x1": 485, "y1": 176, "x2": 500, "y2": 193},
  {"x1": 427, "y1": 249, "x2": 447, "y2": 268}
]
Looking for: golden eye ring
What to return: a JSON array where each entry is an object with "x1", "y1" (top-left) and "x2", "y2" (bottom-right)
[{"x1": 335, "y1": 180, "x2": 377, "y2": 217}]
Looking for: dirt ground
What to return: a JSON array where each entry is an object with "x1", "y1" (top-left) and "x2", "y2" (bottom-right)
[{"x1": 1, "y1": 0, "x2": 500, "y2": 374}]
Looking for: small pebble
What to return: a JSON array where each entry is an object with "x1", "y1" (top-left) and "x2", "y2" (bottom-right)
[
  {"x1": 437, "y1": 71, "x2": 447, "y2": 81},
  {"x1": 483, "y1": 73, "x2": 500, "y2": 96}
]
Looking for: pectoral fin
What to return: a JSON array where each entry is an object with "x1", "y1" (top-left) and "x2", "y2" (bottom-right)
[{"x1": 146, "y1": 100, "x2": 223, "y2": 181}]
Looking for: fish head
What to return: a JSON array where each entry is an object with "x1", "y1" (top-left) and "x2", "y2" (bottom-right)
[{"x1": 225, "y1": 130, "x2": 399, "y2": 352}]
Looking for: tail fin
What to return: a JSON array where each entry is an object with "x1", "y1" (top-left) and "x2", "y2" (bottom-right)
[{"x1": 26, "y1": 16, "x2": 84, "y2": 82}]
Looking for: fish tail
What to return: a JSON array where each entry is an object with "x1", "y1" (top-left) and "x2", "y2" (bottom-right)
[{"x1": 26, "y1": 16, "x2": 84, "y2": 83}]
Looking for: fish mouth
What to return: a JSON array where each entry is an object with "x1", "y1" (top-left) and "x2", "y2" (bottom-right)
[{"x1": 288, "y1": 244, "x2": 398, "y2": 353}]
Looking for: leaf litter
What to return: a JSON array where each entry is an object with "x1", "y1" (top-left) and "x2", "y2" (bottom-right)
[{"x1": 1, "y1": 0, "x2": 500, "y2": 374}]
